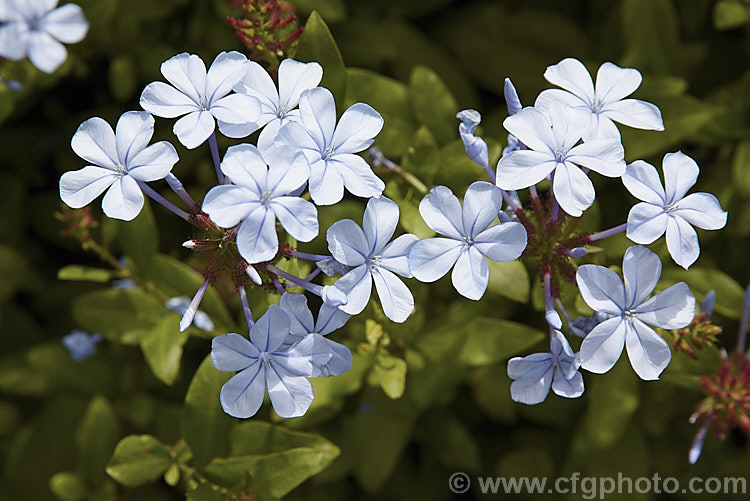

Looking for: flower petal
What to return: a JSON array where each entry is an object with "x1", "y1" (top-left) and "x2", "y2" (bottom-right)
[
  {"x1": 330, "y1": 153, "x2": 385, "y2": 200},
  {"x1": 308, "y1": 159, "x2": 344, "y2": 206},
  {"x1": 59, "y1": 166, "x2": 117, "y2": 209},
  {"x1": 219, "y1": 363, "x2": 265, "y2": 418},
  {"x1": 250, "y1": 304, "x2": 291, "y2": 353},
  {"x1": 547, "y1": 101, "x2": 590, "y2": 150},
  {"x1": 173, "y1": 110, "x2": 215, "y2": 149},
  {"x1": 579, "y1": 317, "x2": 627, "y2": 374},
  {"x1": 451, "y1": 246, "x2": 489, "y2": 300},
  {"x1": 27, "y1": 30, "x2": 66, "y2": 73},
  {"x1": 266, "y1": 364, "x2": 313, "y2": 418},
  {"x1": 267, "y1": 151, "x2": 309, "y2": 196},
  {"x1": 102, "y1": 175, "x2": 144, "y2": 221},
  {"x1": 363, "y1": 196, "x2": 399, "y2": 255},
  {"x1": 502, "y1": 106, "x2": 556, "y2": 153},
  {"x1": 235, "y1": 60, "x2": 279, "y2": 111},
  {"x1": 566, "y1": 139, "x2": 625, "y2": 177},
  {"x1": 534, "y1": 88, "x2": 588, "y2": 115},
  {"x1": 40, "y1": 3, "x2": 88, "y2": 43},
  {"x1": 418, "y1": 185, "x2": 465, "y2": 240},
  {"x1": 409, "y1": 238, "x2": 463, "y2": 283},
  {"x1": 551, "y1": 369, "x2": 584, "y2": 398},
  {"x1": 315, "y1": 303, "x2": 351, "y2": 336},
  {"x1": 576, "y1": 264, "x2": 625, "y2": 314},
  {"x1": 625, "y1": 319, "x2": 671, "y2": 380},
  {"x1": 140, "y1": 81, "x2": 198, "y2": 119},
  {"x1": 322, "y1": 338, "x2": 353, "y2": 376},
  {"x1": 673, "y1": 193, "x2": 727, "y2": 230},
  {"x1": 278, "y1": 59, "x2": 323, "y2": 110},
  {"x1": 372, "y1": 268, "x2": 414, "y2": 323},
  {"x1": 0, "y1": 22, "x2": 29, "y2": 60},
  {"x1": 380, "y1": 233, "x2": 419, "y2": 277},
  {"x1": 202, "y1": 185, "x2": 259, "y2": 227},
  {"x1": 663, "y1": 151, "x2": 700, "y2": 203},
  {"x1": 552, "y1": 162, "x2": 595, "y2": 217},
  {"x1": 205, "y1": 51, "x2": 247, "y2": 103},
  {"x1": 279, "y1": 292, "x2": 315, "y2": 338},
  {"x1": 220, "y1": 143, "x2": 266, "y2": 192},
  {"x1": 496, "y1": 150, "x2": 557, "y2": 191},
  {"x1": 160, "y1": 52, "x2": 206, "y2": 105},
  {"x1": 462, "y1": 181, "x2": 502, "y2": 237},
  {"x1": 622, "y1": 160, "x2": 666, "y2": 204},
  {"x1": 210, "y1": 93, "x2": 261, "y2": 125},
  {"x1": 636, "y1": 282, "x2": 695, "y2": 329},
  {"x1": 299, "y1": 87, "x2": 336, "y2": 151},
  {"x1": 71, "y1": 117, "x2": 118, "y2": 170},
  {"x1": 236, "y1": 205, "x2": 278, "y2": 263},
  {"x1": 595, "y1": 62, "x2": 641, "y2": 103},
  {"x1": 271, "y1": 197, "x2": 318, "y2": 242},
  {"x1": 626, "y1": 202, "x2": 668, "y2": 244},
  {"x1": 473, "y1": 222, "x2": 527, "y2": 262},
  {"x1": 622, "y1": 245, "x2": 661, "y2": 308},
  {"x1": 334, "y1": 265, "x2": 372, "y2": 316},
  {"x1": 332, "y1": 103, "x2": 384, "y2": 154},
  {"x1": 327, "y1": 219, "x2": 368, "y2": 267},
  {"x1": 665, "y1": 215, "x2": 700, "y2": 269},
  {"x1": 211, "y1": 333, "x2": 258, "y2": 372},
  {"x1": 507, "y1": 353, "x2": 554, "y2": 379},
  {"x1": 602, "y1": 99, "x2": 664, "y2": 132},
  {"x1": 115, "y1": 111, "x2": 154, "y2": 166},
  {"x1": 127, "y1": 141, "x2": 178, "y2": 182},
  {"x1": 508, "y1": 357, "x2": 554, "y2": 405},
  {"x1": 543, "y1": 58, "x2": 595, "y2": 104}
]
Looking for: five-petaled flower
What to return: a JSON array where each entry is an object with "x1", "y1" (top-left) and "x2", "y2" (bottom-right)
[
  {"x1": 140, "y1": 51, "x2": 261, "y2": 149},
  {"x1": 202, "y1": 144, "x2": 318, "y2": 264},
  {"x1": 60, "y1": 111, "x2": 179, "y2": 221},
  {"x1": 409, "y1": 182, "x2": 527, "y2": 300},
  {"x1": 277, "y1": 87, "x2": 385, "y2": 205},
  {"x1": 535, "y1": 58, "x2": 664, "y2": 141},
  {"x1": 211, "y1": 305, "x2": 332, "y2": 418},
  {"x1": 496, "y1": 101, "x2": 626, "y2": 217},
  {"x1": 507, "y1": 330, "x2": 584, "y2": 405},
  {"x1": 622, "y1": 151, "x2": 727, "y2": 269},
  {"x1": 222, "y1": 58, "x2": 322, "y2": 154},
  {"x1": 327, "y1": 197, "x2": 417, "y2": 323},
  {"x1": 279, "y1": 292, "x2": 352, "y2": 377},
  {"x1": 576, "y1": 245, "x2": 696, "y2": 380},
  {"x1": 0, "y1": 0, "x2": 88, "y2": 73}
]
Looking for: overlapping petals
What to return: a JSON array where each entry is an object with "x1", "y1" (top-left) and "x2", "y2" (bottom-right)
[
  {"x1": 327, "y1": 197, "x2": 417, "y2": 323},
  {"x1": 202, "y1": 144, "x2": 318, "y2": 263},
  {"x1": 140, "y1": 51, "x2": 261, "y2": 148},
  {"x1": 623, "y1": 151, "x2": 727, "y2": 269},
  {"x1": 276, "y1": 87, "x2": 385, "y2": 205},
  {"x1": 576, "y1": 245, "x2": 695, "y2": 380},
  {"x1": 535, "y1": 58, "x2": 664, "y2": 141},
  {"x1": 410, "y1": 182, "x2": 527, "y2": 300},
  {"x1": 60, "y1": 111, "x2": 178, "y2": 220}
]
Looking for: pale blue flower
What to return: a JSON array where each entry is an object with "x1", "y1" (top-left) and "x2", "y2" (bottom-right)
[
  {"x1": 140, "y1": 51, "x2": 261, "y2": 149},
  {"x1": 409, "y1": 182, "x2": 527, "y2": 300},
  {"x1": 496, "y1": 101, "x2": 625, "y2": 217},
  {"x1": 502, "y1": 78, "x2": 523, "y2": 156},
  {"x1": 535, "y1": 58, "x2": 664, "y2": 141},
  {"x1": 202, "y1": 144, "x2": 318, "y2": 264},
  {"x1": 456, "y1": 109, "x2": 489, "y2": 169},
  {"x1": 507, "y1": 331, "x2": 583, "y2": 405},
  {"x1": 622, "y1": 151, "x2": 727, "y2": 269},
  {"x1": 222, "y1": 58, "x2": 322, "y2": 154},
  {"x1": 316, "y1": 256, "x2": 349, "y2": 277},
  {"x1": 62, "y1": 330, "x2": 101, "y2": 361},
  {"x1": 0, "y1": 0, "x2": 88, "y2": 73},
  {"x1": 165, "y1": 296, "x2": 214, "y2": 331},
  {"x1": 576, "y1": 245, "x2": 695, "y2": 380},
  {"x1": 276, "y1": 87, "x2": 385, "y2": 205},
  {"x1": 211, "y1": 305, "x2": 331, "y2": 418},
  {"x1": 327, "y1": 197, "x2": 417, "y2": 323},
  {"x1": 279, "y1": 292, "x2": 352, "y2": 377},
  {"x1": 60, "y1": 111, "x2": 179, "y2": 221}
]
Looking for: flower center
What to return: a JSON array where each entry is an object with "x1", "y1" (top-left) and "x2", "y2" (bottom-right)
[
  {"x1": 260, "y1": 190, "x2": 273, "y2": 206},
  {"x1": 321, "y1": 144, "x2": 336, "y2": 160},
  {"x1": 664, "y1": 202, "x2": 679, "y2": 214},
  {"x1": 115, "y1": 163, "x2": 127, "y2": 175},
  {"x1": 462, "y1": 235, "x2": 474, "y2": 247},
  {"x1": 623, "y1": 308, "x2": 639, "y2": 321},
  {"x1": 276, "y1": 103, "x2": 290, "y2": 118},
  {"x1": 366, "y1": 255, "x2": 382, "y2": 269},
  {"x1": 590, "y1": 99, "x2": 604, "y2": 113},
  {"x1": 553, "y1": 147, "x2": 569, "y2": 163},
  {"x1": 260, "y1": 352, "x2": 272, "y2": 366},
  {"x1": 198, "y1": 96, "x2": 209, "y2": 111}
]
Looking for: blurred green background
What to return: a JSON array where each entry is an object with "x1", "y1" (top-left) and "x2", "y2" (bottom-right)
[{"x1": 1, "y1": 0, "x2": 749, "y2": 499}]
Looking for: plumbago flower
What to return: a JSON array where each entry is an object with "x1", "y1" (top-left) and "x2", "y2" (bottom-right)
[
  {"x1": 276, "y1": 87, "x2": 385, "y2": 205},
  {"x1": 222, "y1": 58, "x2": 322, "y2": 153},
  {"x1": 327, "y1": 197, "x2": 417, "y2": 323},
  {"x1": 202, "y1": 144, "x2": 318, "y2": 264},
  {"x1": 622, "y1": 151, "x2": 727, "y2": 269},
  {"x1": 62, "y1": 330, "x2": 101, "y2": 361},
  {"x1": 211, "y1": 305, "x2": 331, "y2": 418},
  {"x1": 535, "y1": 58, "x2": 664, "y2": 141},
  {"x1": 576, "y1": 245, "x2": 696, "y2": 380},
  {"x1": 0, "y1": 0, "x2": 88, "y2": 73},
  {"x1": 279, "y1": 292, "x2": 352, "y2": 377},
  {"x1": 60, "y1": 111, "x2": 179, "y2": 220},
  {"x1": 456, "y1": 109, "x2": 490, "y2": 170},
  {"x1": 140, "y1": 51, "x2": 261, "y2": 149},
  {"x1": 507, "y1": 330, "x2": 583, "y2": 405},
  {"x1": 495, "y1": 101, "x2": 626, "y2": 217},
  {"x1": 409, "y1": 182, "x2": 527, "y2": 300}
]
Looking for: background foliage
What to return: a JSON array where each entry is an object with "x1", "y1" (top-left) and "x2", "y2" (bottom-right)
[{"x1": 1, "y1": 0, "x2": 749, "y2": 499}]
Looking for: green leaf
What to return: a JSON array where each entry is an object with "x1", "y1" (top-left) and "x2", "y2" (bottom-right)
[
  {"x1": 108, "y1": 56, "x2": 138, "y2": 102},
  {"x1": 76, "y1": 396, "x2": 121, "y2": 485},
  {"x1": 72, "y1": 288, "x2": 166, "y2": 344},
  {"x1": 140, "y1": 315, "x2": 188, "y2": 385},
  {"x1": 423, "y1": 410, "x2": 481, "y2": 472},
  {"x1": 58, "y1": 265, "x2": 113, "y2": 283},
  {"x1": 186, "y1": 483, "x2": 225, "y2": 501},
  {"x1": 371, "y1": 352, "x2": 407, "y2": 399},
  {"x1": 50, "y1": 471, "x2": 87, "y2": 501},
  {"x1": 291, "y1": 0, "x2": 347, "y2": 23},
  {"x1": 116, "y1": 201, "x2": 158, "y2": 276},
  {"x1": 181, "y1": 356, "x2": 233, "y2": 468},
  {"x1": 620, "y1": 0, "x2": 683, "y2": 74},
  {"x1": 295, "y1": 11, "x2": 347, "y2": 112},
  {"x1": 458, "y1": 318, "x2": 546, "y2": 366},
  {"x1": 661, "y1": 267, "x2": 746, "y2": 319},
  {"x1": 0, "y1": 244, "x2": 28, "y2": 303},
  {"x1": 713, "y1": 0, "x2": 750, "y2": 30},
  {"x1": 409, "y1": 66, "x2": 459, "y2": 145},
  {"x1": 401, "y1": 125, "x2": 440, "y2": 186},
  {"x1": 203, "y1": 422, "x2": 340, "y2": 498},
  {"x1": 487, "y1": 260, "x2": 530, "y2": 303},
  {"x1": 106, "y1": 435, "x2": 173, "y2": 487},
  {"x1": 732, "y1": 140, "x2": 750, "y2": 195}
]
